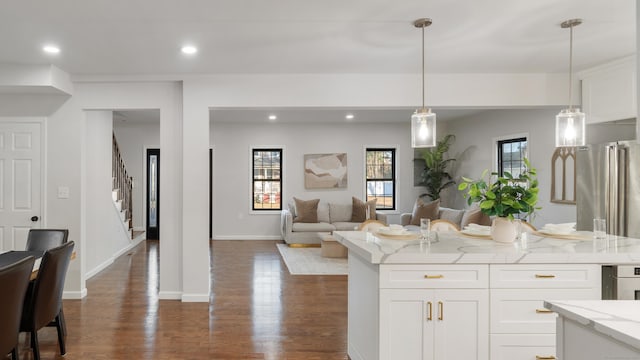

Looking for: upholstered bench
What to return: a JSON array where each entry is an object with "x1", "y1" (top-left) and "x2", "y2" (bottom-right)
[{"x1": 320, "y1": 234, "x2": 347, "y2": 258}]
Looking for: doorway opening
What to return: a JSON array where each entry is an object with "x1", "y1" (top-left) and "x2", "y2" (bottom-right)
[{"x1": 146, "y1": 148, "x2": 160, "y2": 240}]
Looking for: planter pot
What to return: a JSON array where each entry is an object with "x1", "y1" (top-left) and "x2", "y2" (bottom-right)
[{"x1": 491, "y1": 217, "x2": 517, "y2": 243}]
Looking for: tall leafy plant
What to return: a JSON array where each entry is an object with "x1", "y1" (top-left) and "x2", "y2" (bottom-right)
[{"x1": 415, "y1": 134, "x2": 456, "y2": 200}]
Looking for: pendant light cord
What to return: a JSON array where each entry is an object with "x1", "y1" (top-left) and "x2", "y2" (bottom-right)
[
  {"x1": 421, "y1": 25, "x2": 425, "y2": 110},
  {"x1": 568, "y1": 24, "x2": 574, "y2": 111}
]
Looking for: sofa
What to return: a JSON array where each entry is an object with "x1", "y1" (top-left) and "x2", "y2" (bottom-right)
[
  {"x1": 281, "y1": 198, "x2": 388, "y2": 245},
  {"x1": 401, "y1": 198, "x2": 492, "y2": 232}
]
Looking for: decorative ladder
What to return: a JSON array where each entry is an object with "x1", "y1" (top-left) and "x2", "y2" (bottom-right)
[{"x1": 112, "y1": 133, "x2": 133, "y2": 237}]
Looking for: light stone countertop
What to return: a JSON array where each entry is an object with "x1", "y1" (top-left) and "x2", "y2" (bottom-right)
[
  {"x1": 543, "y1": 300, "x2": 640, "y2": 351},
  {"x1": 333, "y1": 230, "x2": 640, "y2": 265}
]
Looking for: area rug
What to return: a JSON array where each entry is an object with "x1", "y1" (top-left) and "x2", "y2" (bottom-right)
[{"x1": 276, "y1": 244, "x2": 347, "y2": 275}]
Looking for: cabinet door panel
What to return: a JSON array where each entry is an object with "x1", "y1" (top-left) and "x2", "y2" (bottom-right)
[
  {"x1": 491, "y1": 288, "x2": 599, "y2": 334},
  {"x1": 434, "y1": 289, "x2": 489, "y2": 360},
  {"x1": 380, "y1": 289, "x2": 433, "y2": 360},
  {"x1": 490, "y1": 264, "x2": 600, "y2": 289},
  {"x1": 380, "y1": 264, "x2": 488, "y2": 289},
  {"x1": 490, "y1": 334, "x2": 556, "y2": 360}
]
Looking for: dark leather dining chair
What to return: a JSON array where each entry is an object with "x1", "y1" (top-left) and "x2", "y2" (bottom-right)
[
  {"x1": 20, "y1": 241, "x2": 74, "y2": 360},
  {"x1": 25, "y1": 228, "x2": 70, "y2": 338},
  {"x1": 0, "y1": 256, "x2": 36, "y2": 360},
  {"x1": 25, "y1": 229, "x2": 69, "y2": 252}
]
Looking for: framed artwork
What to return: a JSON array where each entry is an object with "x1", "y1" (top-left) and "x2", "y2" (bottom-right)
[{"x1": 304, "y1": 153, "x2": 348, "y2": 189}]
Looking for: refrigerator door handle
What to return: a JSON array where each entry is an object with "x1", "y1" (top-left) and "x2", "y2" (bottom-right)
[
  {"x1": 618, "y1": 145, "x2": 629, "y2": 236},
  {"x1": 606, "y1": 144, "x2": 618, "y2": 236}
]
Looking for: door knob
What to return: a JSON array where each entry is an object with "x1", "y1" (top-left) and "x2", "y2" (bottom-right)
[{"x1": 30, "y1": 216, "x2": 39, "y2": 222}]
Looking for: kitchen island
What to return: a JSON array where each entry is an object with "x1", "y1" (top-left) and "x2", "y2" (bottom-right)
[
  {"x1": 333, "y1": 230, "x2": 640, "y2": 360},
  {"x1": 544, "y1": 300, "x2": 640, "y2": 359}
]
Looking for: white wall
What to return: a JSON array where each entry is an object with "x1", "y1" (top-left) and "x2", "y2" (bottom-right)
[
  {"x1": 85, "y1": 111, "x2": 131, "y2": 277},
  {"x1": 113, "y1": 121, "x2": 160, "y2": 230},
  {"x1": 210, "y1": 120, "x2": 425, "y2": 238},
  {"x1": 445, "y1": 108, "x2": 575, "y2": 228}
]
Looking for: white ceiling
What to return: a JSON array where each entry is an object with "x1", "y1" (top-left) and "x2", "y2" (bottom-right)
[
  {"x1": 0, "y1": 0, "x2": 635, "y2": 76},
  {"x1": 210, "y1": 107, "x2": 493, "y2": 123}
]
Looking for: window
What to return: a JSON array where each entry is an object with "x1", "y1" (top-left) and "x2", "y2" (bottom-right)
[
  {"x1": 366, "y1": 148, "x2": 395, "y2": 210},
  {"x1": 252, "y1": 149, "x2": 282, "y2": 210},
  {"x1": 497, "y1": 137, "x2": 528, "y2": 177}
]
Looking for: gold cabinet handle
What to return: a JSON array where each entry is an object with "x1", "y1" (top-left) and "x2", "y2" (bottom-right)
[
  {"x1": 424, "y1": 274, "x2": 444, "y2": 279},
  {"x1": 427, "y1": 301, "x2": 433, "y2": 321},
  {"x1": 535, "y1": 274, "x2": 556, "y2": 278},
  {"x1": 438, "y1": 301, "x2": 443, "y2": 321},
  {"x1": 535, "y1": 356, "x2": 556, "y2": 360},
  {"x1": 536, "y1": 309, "x2": 554, "y2": 314}
]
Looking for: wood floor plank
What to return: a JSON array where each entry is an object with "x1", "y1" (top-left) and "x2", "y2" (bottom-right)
[{"x1": 16, "y1": 240, "x2": 348, "y2": 359}]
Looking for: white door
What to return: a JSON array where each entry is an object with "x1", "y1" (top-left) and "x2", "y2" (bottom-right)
[
  {"x1": 380, "y1": 289, "x2": 434, "y2": 360},
  {"x1": 0, "y1": 120, "x2": 42, "y2": 250},
  {"x1": 434, "y1": 289, "x2": 489, "y2": 360}
]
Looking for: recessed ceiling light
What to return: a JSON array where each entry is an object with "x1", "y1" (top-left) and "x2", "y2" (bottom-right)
[
  {"x1": 268, "y1": 115, "x2": 277, "y2": 121},
  {"x1": 181, "y1": 45, "x2": 198, "y2": 55},
  {"x1": 43, "y1": 45, "x2": 60, "y2": 54},
  {"x1": 345, "y1": 114, "x2": 355, "y2": 120}
]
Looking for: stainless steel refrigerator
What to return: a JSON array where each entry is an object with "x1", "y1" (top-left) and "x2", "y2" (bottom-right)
[{"x1": 576, "y1": 140, "x2": 640, "y2": 238}]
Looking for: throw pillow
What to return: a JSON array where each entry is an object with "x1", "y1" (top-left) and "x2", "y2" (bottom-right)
[
  {"x1": 293, "y1": 197, "x2": 320, "y2": 223},
  {"x1": 351, "y1": 197, "x2": 377, "y2": 222},
  {"x1": 410, "y1": 198, "x2": 440, "y2": 226},
  {"x1": 460, "y1": 204, "x2": 492, "y2": 228},
  {"x1": 329, "y1": 203, "x2": 352, "y2": 223}
]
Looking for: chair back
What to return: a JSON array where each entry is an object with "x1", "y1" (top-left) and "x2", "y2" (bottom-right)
[
  {"x1": 26, "y1": 229, "x2": 69, "y2": 252},
  {"x1": 0, "y1": 256, "x2": 35, "y2": 356},
  {"x1": 520, "y1": 221, "x2": 537, "y2": 233},
  {"x1": 430, "y1": 219, "x2": 461, "y2": 232},
  {"x1": 358, "y1": 219, "x2": 388, "y2": 233},
  {"x1": 26, "y1": 241, "x2": 74, "y2": 331}
]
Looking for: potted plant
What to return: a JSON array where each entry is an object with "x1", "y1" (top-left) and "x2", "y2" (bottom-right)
[
  {"x1": 457, "y1": 158, "x2": 540, "y2": 242},
  {"x1": 415, "y1": 134, "x2": 456, "y2": 200}
]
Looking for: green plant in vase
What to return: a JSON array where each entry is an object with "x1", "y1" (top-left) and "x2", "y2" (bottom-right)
[{"x1": 457, "y1": 158, "x2": 540, "y2": 242}]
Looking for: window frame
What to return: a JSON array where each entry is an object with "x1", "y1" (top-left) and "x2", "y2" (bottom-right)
[
  {"x1": 365, "y1": 147, "x2": 397, "y2": 211},
  {"x1": 493, "y1": 134, "x2": 529, "y2": 176},
  {"x1": 251, "y1": 147, "x2": 283, "y2": 212}
]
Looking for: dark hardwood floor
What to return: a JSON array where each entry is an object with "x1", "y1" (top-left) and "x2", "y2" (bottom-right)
[{"x1": 15, "y1": 240, "x2": 348, "y2": 359}]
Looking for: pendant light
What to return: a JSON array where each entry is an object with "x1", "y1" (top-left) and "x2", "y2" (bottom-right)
[
  {"x1": 411, "y1": 18, "x2": 436, "y2": 148},
  {"x1": 555, "y1": 18, "x2": 586, "y2": 147}
]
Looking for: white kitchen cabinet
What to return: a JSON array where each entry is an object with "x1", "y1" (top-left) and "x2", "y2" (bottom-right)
[
  {"x1": 490, "y1": 334, "x2": 556, "y2": 360},
  {"x1": 581, "y1": 56, "x2": 637, "y2": 123},
  {"x1": 380, "y1": 288, "x2": 489, "y2": 360},
  {"x1": 489, "y1": 264, "x2": 601, "y2": 360}
]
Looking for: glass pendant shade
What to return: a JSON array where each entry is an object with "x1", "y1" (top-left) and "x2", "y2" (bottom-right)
[
  {"x1": 555, "y1": 108, "x2": 585, "y2": 147},
  {"x1": 411, "y1": 108, "x2": 436, "y2": 148}
]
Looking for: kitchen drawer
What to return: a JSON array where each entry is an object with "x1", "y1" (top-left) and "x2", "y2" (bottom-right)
[
  {"x1": 490, "y1": 264, "x2": 600, "y2": 289},
  {"x1": 490, "y1": 288, "x2": 600, "y2": 334},
  {"x1": 379, "y1": 264, "x2": 488, "y2": 289},
  {"x1": 490, "y1": 334, "x2": 556, "y2": 360}
]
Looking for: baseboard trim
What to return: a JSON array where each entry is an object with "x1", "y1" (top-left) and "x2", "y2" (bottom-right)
[
  {"x1": 86, "y1": 237, "x2": 146, "y2": 280},
  {"x1": 63, "y1": 288, "x2": 88, "y2": 299},
  {"x1": 212, "y1": 235, "x2": 282, "y2": 240},
  {"x1": 158, "y1": 291, "x2": 182, "y2": 300},
  {"x1": 86, "y1": 257, "x2": 114, "y2": 279},
  {"x1": 181, "y1": 293, "x2": 210, "y2": 302}
]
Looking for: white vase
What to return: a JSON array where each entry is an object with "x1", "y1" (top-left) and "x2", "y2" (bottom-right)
[{"x1": 491, "y1": 217, "x2": 517, "y2": 243}]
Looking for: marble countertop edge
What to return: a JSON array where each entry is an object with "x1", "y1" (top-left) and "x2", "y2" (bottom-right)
[{"x1": 544, "y1": 300, "x2": 640, "y2": 351}]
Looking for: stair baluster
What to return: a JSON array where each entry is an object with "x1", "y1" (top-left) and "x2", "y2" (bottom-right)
[{"x1": 112, "y1": 133, "x2": 134, "y2": 237}]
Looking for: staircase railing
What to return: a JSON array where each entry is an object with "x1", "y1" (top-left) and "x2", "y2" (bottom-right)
[{"x1": 112, "y1": 133, "x2": 133, "y2": 235}]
